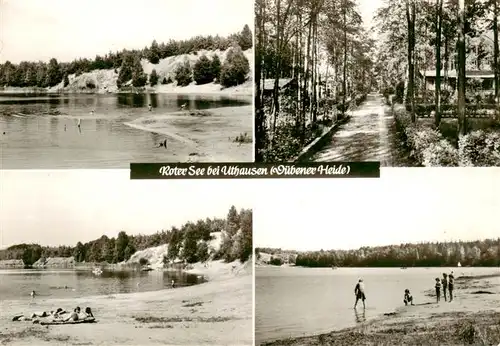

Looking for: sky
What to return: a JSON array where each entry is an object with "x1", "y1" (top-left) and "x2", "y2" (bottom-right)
[
  {"x1": 0, "y1": 0, "x2": 253, "y2": 63},
  {"x1": 255, "y1": 168, "x2": 500, "y2": 251},
  {"x1": 358, "y1": 0, "x2": 382, "y2": 30},
  {"x1": 0, "y1": 170, "x2": 254, "y2": 248}
]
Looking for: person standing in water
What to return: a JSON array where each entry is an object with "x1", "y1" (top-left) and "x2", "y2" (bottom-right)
[
  {"x1": 171, "y1": 280, "x2": 175, "y2": 288},
  {"x1": 442, "y1": 273, "x2": 448, "y2": 302},
  {"x1": 354, "y1": 279, "x2": 366, "y2": 309},
  {"x1": 435, "y1": 278, "x2": 441, "y2": 302},
  {"x1": 148, "y1": 104, "x2": 152, "y2": 111},
  {"x1": 30, "y1": 290, "x2": 36, "y2": 299},
  {"x1": 448, "y1": 271, "x2": 455, "y2": 302},
  {"x1": 404, "y1": 289, "x2": 414, "y2": 306}
]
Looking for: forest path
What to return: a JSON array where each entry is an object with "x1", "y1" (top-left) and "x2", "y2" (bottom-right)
[{"x1": 310, "y1": 93, "x2": 416, "y2": 166}]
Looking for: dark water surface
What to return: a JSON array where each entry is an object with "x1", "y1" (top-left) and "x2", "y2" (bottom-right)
[
  {"x1": 0, "y1": 268, "x2": 205, "y2": 301},
  {"x1": 0, "y1": 93, "x2": 250, "y2": 168}
]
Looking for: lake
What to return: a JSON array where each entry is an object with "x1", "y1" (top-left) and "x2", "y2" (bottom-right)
[
  {"x1": 0, "y1": 93, "x2": 251, "y2": 168},
  {"x1": 0, "y1": 268, "x2": 205, "y2": 301},
  {"x1": 255, "y1": 266, "x2": 500, "y2": 345}
]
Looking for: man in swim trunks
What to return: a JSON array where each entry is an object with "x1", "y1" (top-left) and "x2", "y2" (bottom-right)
[
  {"x1": 448, "y1": 271, "x2": 455, "y2": 302},
  {"x1": 354, "y1": 279, "x2": 366, "y2": 309}
]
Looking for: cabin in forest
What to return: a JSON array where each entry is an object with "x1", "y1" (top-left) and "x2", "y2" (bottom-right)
[
  {"x1": 419, "y1": 70, "x2": 496, "y2": 93},
  {"x1": 262, "y1": 78, "x2": 297, "y2": 96}
]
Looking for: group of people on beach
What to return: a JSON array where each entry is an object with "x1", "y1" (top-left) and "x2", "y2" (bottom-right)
[
  {"x1": 435, "y1": 271, "x2": 455, "y2": 303},
  {"x1": 353, "y1": 270, "x2": 456, "y2": 310},
  {"x1": 13, "y1": 306, "x2": 94, "y2": 323}
]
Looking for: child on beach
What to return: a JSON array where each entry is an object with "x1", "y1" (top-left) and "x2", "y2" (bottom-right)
[
  {"x1": 404, "y1": 289, "x2": 414, "y2": 305},
  {"x1": 448, "y1": 271, "x2": 455, "y2": 302},
  {"x1": 442, "y1": 273, "x2": 448, "y2": 301},
  {"x1": 435, "y1": 278, "x2": 441, "y2": 302}
]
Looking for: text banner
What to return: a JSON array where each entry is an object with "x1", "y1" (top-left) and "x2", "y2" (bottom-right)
[{"x1": 130, "y1": 162, "x2": 380, "y2": 179}]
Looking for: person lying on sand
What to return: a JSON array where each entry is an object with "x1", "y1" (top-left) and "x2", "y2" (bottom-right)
[
  {"x1": 12, "y1": 308, "x2": 66, "y2": 321},
  {"x1": 354, "y1": 279, "x2": 366, "y2": 309},
  {"x1": 64, "y1": 307, "x2": 81, "y2": 322},
  {"x1": 404, "y1": 289, "x2": 414, "y2": 306}
]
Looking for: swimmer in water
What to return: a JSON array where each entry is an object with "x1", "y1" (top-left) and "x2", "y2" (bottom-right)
[{"x1": 90, "y1": 110, "x2": 95, "y2": 115}]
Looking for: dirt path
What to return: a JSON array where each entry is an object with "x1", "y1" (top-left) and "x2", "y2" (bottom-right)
[{"x1": 310, "y1": 94, "x2": 416, "y2": 166}]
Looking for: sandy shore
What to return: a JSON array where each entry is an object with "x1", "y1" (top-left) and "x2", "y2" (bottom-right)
[
  {"x1": 0, "y1": 261, "x2": 253, "y2": 346},
  {"x1": 0, "y1": 80, "x2": 253, "y2": 97},
  {"x1": 124, "y1": 106, "x2": 253, "y2": 162},
  {"x1": 263, "y1": 273, "x2": 500, "y2": 346}
]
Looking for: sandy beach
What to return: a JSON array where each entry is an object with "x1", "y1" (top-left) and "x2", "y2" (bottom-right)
[
  {"x1": 262, "y1": 273, "x2": 500, "y2": 346},
  {"x1": 124, "y1": 106, "x2": 253, "y2": 162},
  {"x1": 0, "y1": 261, "x2": 253, "y2": 346}
]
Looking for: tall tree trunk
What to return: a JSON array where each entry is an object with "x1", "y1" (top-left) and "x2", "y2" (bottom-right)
[
  {"x1": 406, "y1": 0, "x2": 416, "y2": 122},
  {"x1": 302, "y1": 17, "x2": 313, "y2": 145},
  {"x1": 493, "y1": 0, "x2": 499, "y2": 102},
  {"x1": 435, "y1": 0, "x2": 443, "y2": 127},
  {"x1": 311, "y1": 16, "x2": 317, "y2": 123},
  {"x1": 457, "y1": 0, "x2": 466, "y2": 135},
  {"x1": 254, "y1": 0, "x2": 264, "y2": 162},
  {"x1": 342, "y1": 0, "x2": 347, "y2": 116}
]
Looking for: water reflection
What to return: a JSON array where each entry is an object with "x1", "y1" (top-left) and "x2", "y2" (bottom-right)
[{"x1": 354, "y1": 309, "x2": 366, "y2": 323}]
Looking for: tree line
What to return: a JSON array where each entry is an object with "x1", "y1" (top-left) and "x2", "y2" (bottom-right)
[
  {"x1": 258, "y1": 238, "x2": 500, "y2": 267},
  {"x1": 0, "y1": 206, "x2": 253, "y2": 267},
  {"x1": 374, "y1": 0, "x2": 498, "y2": 134},
  {"x1": 0, "y1": 25, "x2": 253, "y2": 90},
  {"x1": 255, "y1": 0, "x2": 375, "y2": 162}
]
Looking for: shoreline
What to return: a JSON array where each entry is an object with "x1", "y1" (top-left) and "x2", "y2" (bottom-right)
[
  {"x1": 0, "y1": 260, "x2": 252, "y2": 345},
  {"x1": 0, "y1": 81, "x2": 253, "y2": 98},
  {"x1": 261, "y1": 273, "x2": 500, "y2": 345}
]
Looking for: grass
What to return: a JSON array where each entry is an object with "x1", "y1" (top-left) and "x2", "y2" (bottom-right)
[
  {"x1": 232, "y1": 132, "x2": 252, "y2": 144},
  {"x1": 133, "y1": 315, "x2": 233, "y2": 323},
  {"x1": 262, "y1": 311, "x2": 500, "y2": 346}
]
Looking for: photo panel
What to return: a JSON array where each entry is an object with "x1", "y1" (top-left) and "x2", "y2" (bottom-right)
[
  {"x1": 254, "y1": 169, "x2": 500, "y2": 345},
  {"x1": 0, "y1": 170, "x2": 254, "y2": 345},
  {"x1": 0, "y1": 0, "x2": 254, "y2": 169},
  {"x1": 254, "y1": 0, "x2": 500, "y2": 166}
]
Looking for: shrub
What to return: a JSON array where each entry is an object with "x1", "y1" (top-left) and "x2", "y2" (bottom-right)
[
  {"x1": 394, "y1": 81, "x2": 405, "y2": 104},
  {"x1": 161, "y1": 77, "x2": 168, "y2": 85},
  {"x1": 220, "y1": 45, "x2": 249, "y2": 88},
  {"x1": 86, "y1": 80, "x2": 96, "y2": 89},
  {"x1": 233, "y1": 132, "x2": 252, "y2": 144},
  {"x1": 175, "y1": 60, "x2": 192, "y2": 87},
  {"x1": 139, "y1": 258, "x2": 149, "y2": 266},
  {"x1": 193, "y1": 55, "x2": 214, "y2": 85},
  {"x1": 394, "y1": 107, "x2": 458, "y2": 167},
  {"x1": 149, "y1": 69, "x2": 159, "y2": 86},
  {"x1": 458, "y1": 130, "x2": 500, "y2": 167},
  {"x1": 132, "y1": 71, "x2": 147, "y2": 87},
  {"x1": 211, "y1": 55, "x2": 221, "y2": 82},
  {"x1": 63, "y1": 74, "x2": 69, "y2": 87}
]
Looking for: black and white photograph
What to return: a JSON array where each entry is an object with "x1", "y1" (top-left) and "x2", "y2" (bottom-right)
[
  {"x1": 254, "y1": 169, "x2": 500, "y2": 345},
  {"x1": 254, "y1": 0, "x2": 499, "y2": 166},
  {"x1": 0, "y1": 0, "x2": 253, "y2": 168},
  {"x1": 0, "y1": 170, "x2": 253, "y2": 345}
]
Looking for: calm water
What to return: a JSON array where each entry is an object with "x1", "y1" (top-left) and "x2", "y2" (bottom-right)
[
  {"x1": 256, "y1": 266, "x2": 500, "y2": 345},
  {"x1": 0, "y1": 93, "x2": 251, "y2": 168},
  {"x1": 0, "y1": 268, "x2": 205, "y2": 301}
]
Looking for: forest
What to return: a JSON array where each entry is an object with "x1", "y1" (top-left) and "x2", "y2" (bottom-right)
[
  {"x1": 254, "y1": 0, "x2": 499, "y2": 164},
  {"x1": 0, "y1": 206, "x2": 253, "y2": 267},
  {"x1": 254, "y1": 0, "x2": 376, "y2": 162},
  {"x1": 256, "y1": 238, "x2": 500, "y2": 267},
  {"x1": 374, "y1": 0, "x2": 498, "y2": 129},
  {"x1": 0, "y1": 25, "x2": 252, "y2": 90}
]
